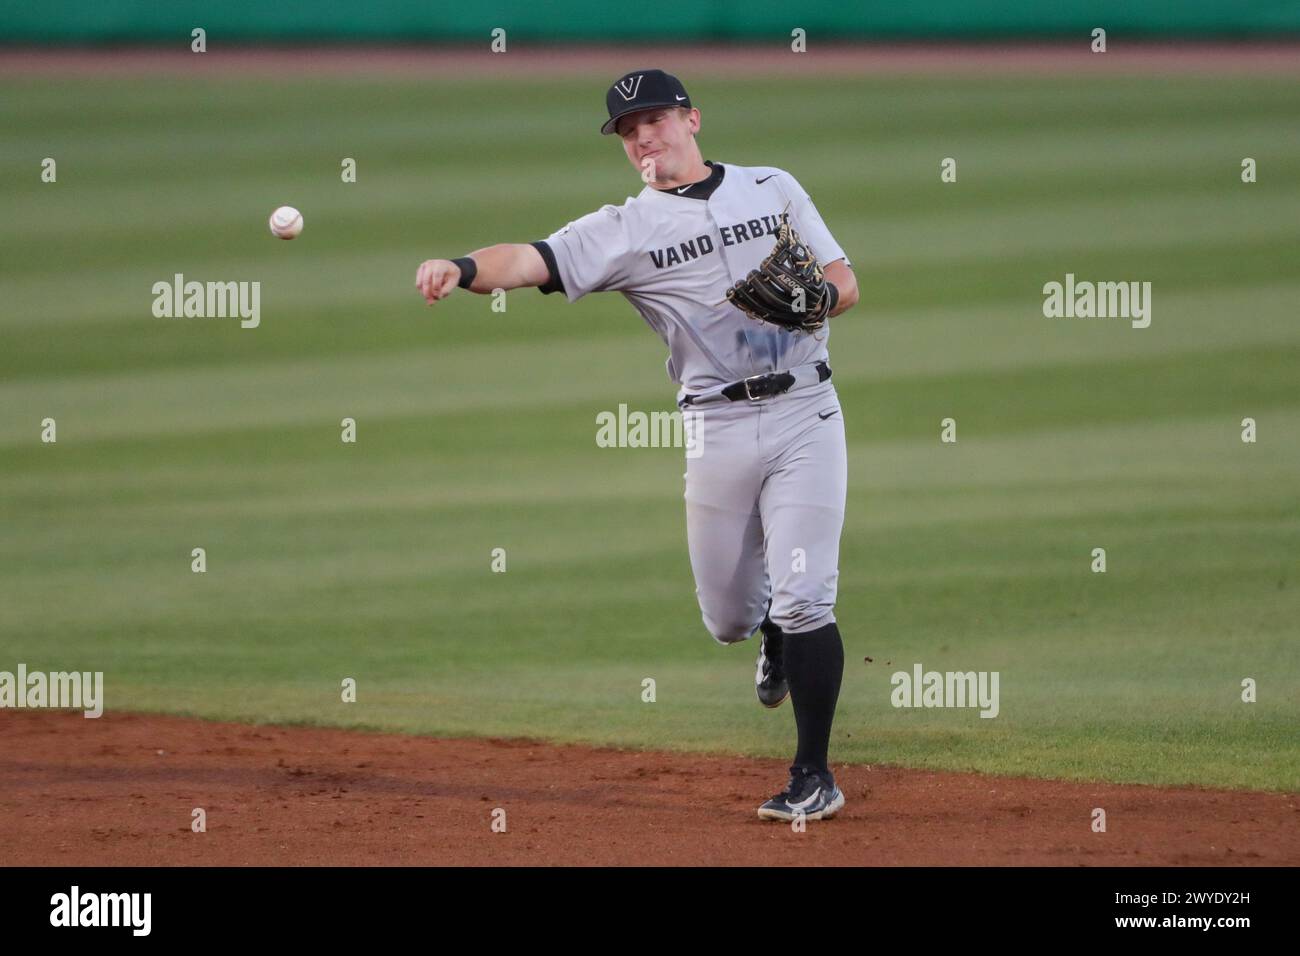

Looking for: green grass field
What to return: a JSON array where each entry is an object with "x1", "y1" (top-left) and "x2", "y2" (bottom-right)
[{"x1": 1, "y1": 70, "x2": 1297, "y2": 791}]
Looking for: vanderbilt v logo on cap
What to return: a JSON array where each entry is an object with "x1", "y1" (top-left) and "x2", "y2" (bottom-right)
[
  {"x1": 602, "y1": 69, "x2": 692, "y2": 134},
  {"x1": 614, "y1": 74, "x2": 644, "y2": 101}
]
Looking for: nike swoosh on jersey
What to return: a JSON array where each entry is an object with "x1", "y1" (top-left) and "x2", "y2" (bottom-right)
[
  {"x1": 818, "y1": 410, "x2": 838, "y2": 420},
  {"x1": 676, "y1": 185, "x2": 690, "y2": 193},
  {"x1": 756, "y1": 174, "x2": 778, "y2": 184}
]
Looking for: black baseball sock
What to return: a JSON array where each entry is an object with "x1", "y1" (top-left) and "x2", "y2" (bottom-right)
[{"x1": 784, "y1": 621, "x2": 844, "y2": 776}]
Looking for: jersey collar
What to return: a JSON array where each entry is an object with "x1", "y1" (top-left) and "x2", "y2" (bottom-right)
[{"x1": 651, "y1": 160, "x2": 724, "y2": 200}]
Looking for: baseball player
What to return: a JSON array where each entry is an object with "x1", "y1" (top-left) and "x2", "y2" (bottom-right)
[{"x1": 415, "y1": 69, "x2": 859, "y2": 821}]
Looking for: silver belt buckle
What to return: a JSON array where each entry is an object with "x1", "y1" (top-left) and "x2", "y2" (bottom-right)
[{"x1": 743, "y1": 374, "x2": 768, "y2": 401}]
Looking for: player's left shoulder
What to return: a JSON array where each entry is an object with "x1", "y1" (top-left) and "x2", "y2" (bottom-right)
[
  {"x1": 724, "y1": 162, "x2": 793, "y2": 185},
  {"x1": 727, "y1": 164, "x2": 811, "y2": 204}
]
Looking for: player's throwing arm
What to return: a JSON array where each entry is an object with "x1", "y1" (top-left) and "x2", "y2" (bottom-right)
[{"x1": 415, "y1": 244, "x2": 550, "y2": 303}]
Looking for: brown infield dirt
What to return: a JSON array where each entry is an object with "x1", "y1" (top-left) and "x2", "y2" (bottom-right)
[{"x1": 1, "y1": 711, "x2": 1295, "y2": 866}]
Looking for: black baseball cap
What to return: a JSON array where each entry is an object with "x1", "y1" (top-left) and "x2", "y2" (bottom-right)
[{"x1": 601, "y1": 69, "x2": 692, "y2": 135}]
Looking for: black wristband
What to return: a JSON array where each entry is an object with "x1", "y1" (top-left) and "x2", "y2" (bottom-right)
[
  {"x1": 825, "y1": 281, "x2": 839, "y2": 315},
  {"x1": 451, "y1": 257, "x2": 477, "y2": 289}
]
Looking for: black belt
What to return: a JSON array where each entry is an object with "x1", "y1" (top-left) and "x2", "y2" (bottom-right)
[{"x1": 683, "y1": 361, "x2": 831, "y2": 405}]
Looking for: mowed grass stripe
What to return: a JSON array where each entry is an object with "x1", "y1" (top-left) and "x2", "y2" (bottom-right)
[
  {"x1": 4, "y1": 226, "x2": 1296, "y2": 333},
  {"x1": 6, "y1": 468, "x2": 1293, "y2": 599},
  {"x1": 2, "y1": 331, "x2": 1294, "y2": 445},
  {"x1": 7, "y1": 170, "x2": 1297, "y2": 277},
  {"x1": 9, "y1": 147, "x2": 1300, "y2": 252},
  {"x1": 8, "y1": 74, "x2": 1295, "y2": 144},
  {"x1": 869, "y1": 235, "x2": 1300, "y2": 310},
  {"x1": 6, "y1": 81, "x2": 1296, "y2": 211},
  {"x1": 3, "y1": 402, "x2": 1296, "y2": 527},
  {"x1": 5, "y1": 477, "x2": 1292, "y2": 635},
  {"x1": 7, "y1": 100, "x2": 1296, "y2": 189},
  {"x1": 4, "y1": 272, "x2": 1299, "y2": 383}
]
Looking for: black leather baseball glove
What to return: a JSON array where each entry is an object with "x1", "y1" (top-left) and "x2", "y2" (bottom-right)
[{"x1": 725, "y1": 220, "x2": 835, "y2": 333}]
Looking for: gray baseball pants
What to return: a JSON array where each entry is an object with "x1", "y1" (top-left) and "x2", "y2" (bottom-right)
[{"x1": 681, "y1": 378, "x2": 847, "y2": 643}]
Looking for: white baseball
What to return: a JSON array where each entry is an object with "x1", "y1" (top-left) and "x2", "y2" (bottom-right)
[{"x1": 268, "y1": 205, "x2": 303, "y2": 239}]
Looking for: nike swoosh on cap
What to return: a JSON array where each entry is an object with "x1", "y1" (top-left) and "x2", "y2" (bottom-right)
[{"x1": 675, "y1": 95, "x2": 687, "y2": 101}]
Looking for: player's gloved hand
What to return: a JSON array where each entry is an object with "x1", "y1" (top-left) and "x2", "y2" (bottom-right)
[
  {"x1": 724, "y1": 221, "x2": 835, "y2": 333},
  {"x1": 415, "y1": 259, "x2": 463, "y2": 304}
]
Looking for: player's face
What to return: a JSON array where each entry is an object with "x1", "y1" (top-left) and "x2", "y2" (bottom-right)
[{"x1": 617, "y1": 107, "x2": 698, "y2": 182}]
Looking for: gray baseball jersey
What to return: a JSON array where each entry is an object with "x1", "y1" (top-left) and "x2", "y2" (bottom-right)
[
  {"x1": 532, "y1": 160, "x2": 850, "y2": 640},
  {"x1": 533, "y1": 161, "x2": 851, "y2": 401}
]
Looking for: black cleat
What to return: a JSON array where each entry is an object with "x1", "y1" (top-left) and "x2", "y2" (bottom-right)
[
  {"x1": 755, "y1": 625, "x2": 789, "y2": 708},
  {"x1": 757, "y1": 766, "x2": 846, "y2": 822}
]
